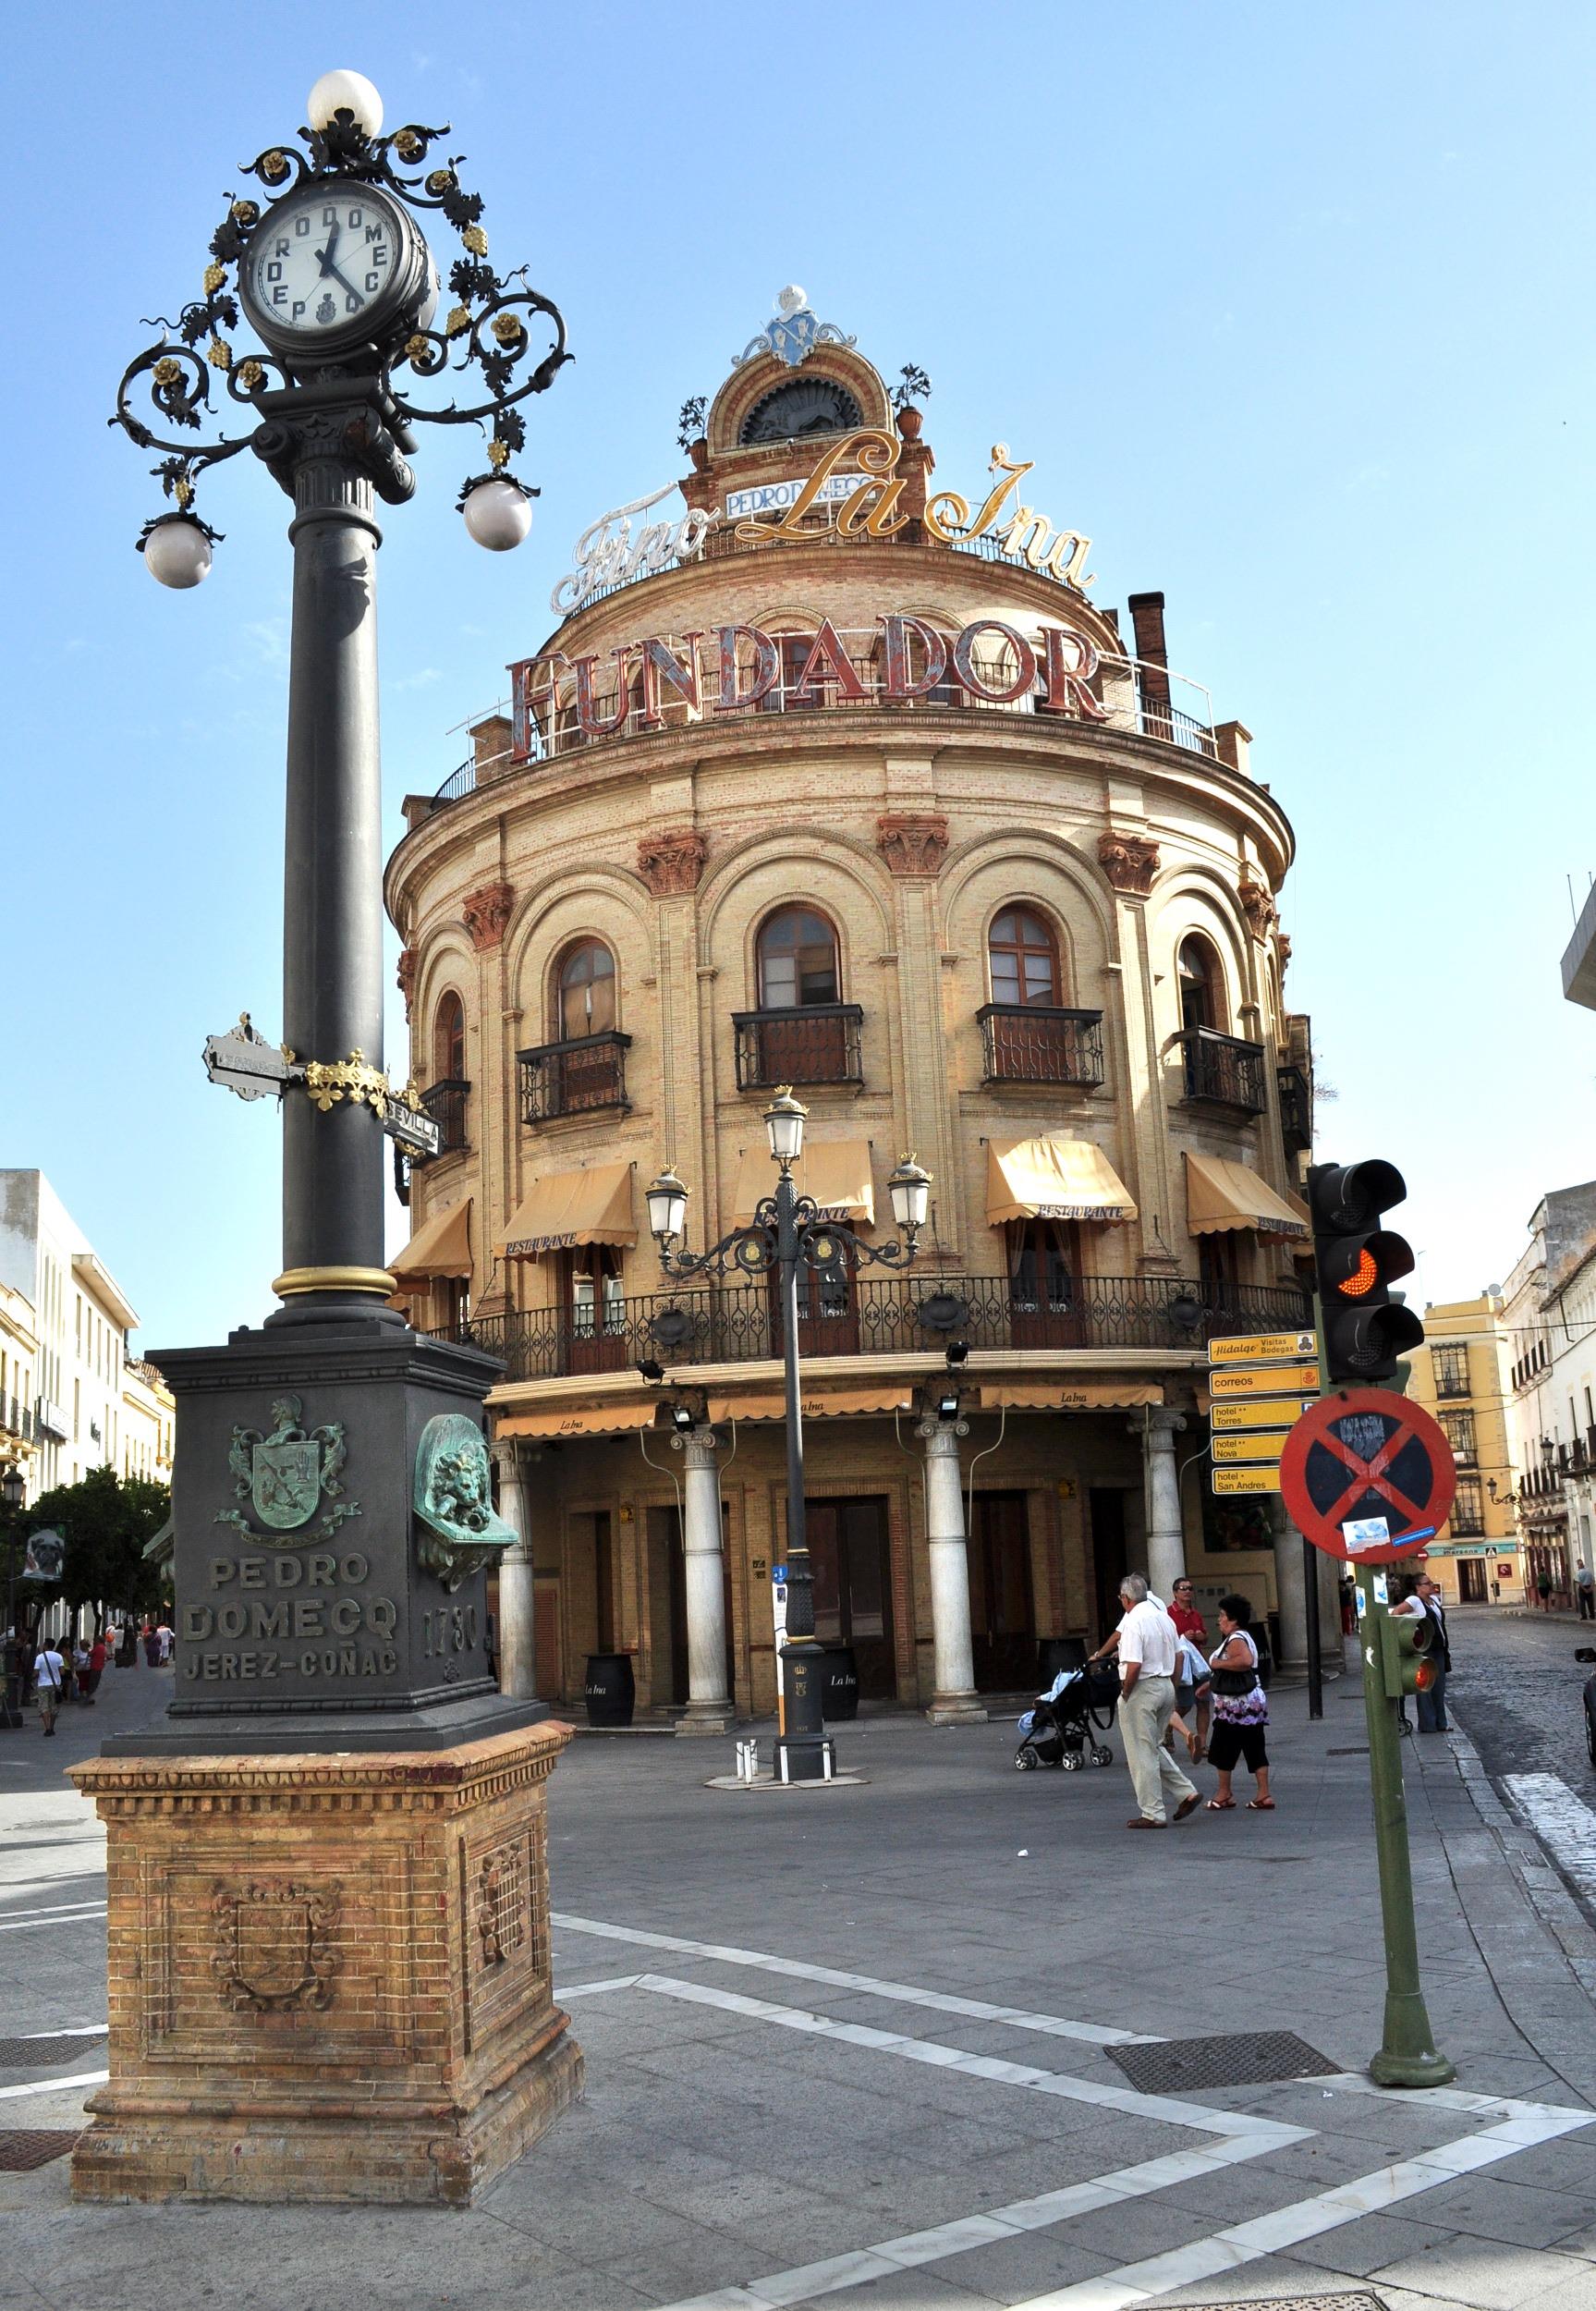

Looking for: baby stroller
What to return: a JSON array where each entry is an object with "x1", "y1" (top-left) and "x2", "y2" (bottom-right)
[{"x1": 1015, "y1": 1664, "x2": 1118, "y2": 1771}]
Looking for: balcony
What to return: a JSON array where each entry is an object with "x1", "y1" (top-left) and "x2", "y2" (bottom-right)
[
  {"x1": 416, "y1": 1077, "x2": 469, "y2": 1160},
  {"x1": 34, "y1": 1396, "x2": 68, "y2": 1443},
  {"x1": 733, "y1": 1004, "x2": 864, "y2": 1091},
  {"x1": 428, "y1": 1272, "x2": 1311, "y2": 1385},
  {"x1": 518, "y1": 1031, "x2": 632, "y2": 1124},
  {"x1": 1, "y1": 1394, "x2": 35, "y2": 1445},
  {"x1": 1277, "y1": 1064, "x2": 1312, "y2": 1156},
  {"x1": 979, "y1": 1005, "x2": 1105, "y2": 1088},
  {"x1": 1179, "y1": 1028, "x2": 1268, "y2": 1115}
]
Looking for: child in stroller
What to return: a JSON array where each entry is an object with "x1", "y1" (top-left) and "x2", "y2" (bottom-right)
[{"x1": 1015, "y1": 1661, "x2": 1118, "y2": 1770}]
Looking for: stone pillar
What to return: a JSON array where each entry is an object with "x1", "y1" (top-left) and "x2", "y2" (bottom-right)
[
  {"x1": 1271, "y1": 1496, "x2": 1309, "y2": 1675},
  {"x1": 493, "y1": 1439, "x2": 537, "y2": 1702},
  {"x1": 1134, "y1": 1408, "x2": 1188, "y2": 1601},
  {"x1": 676, "y1": 1426, "x2": 733, "y2": 1735},
  {"x1": 918, "y1": 1414, "x2": 987, "y2": 1724}
]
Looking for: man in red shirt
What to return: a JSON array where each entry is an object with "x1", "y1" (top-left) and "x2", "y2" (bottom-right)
[
  {"x1": 86, "y1": 1635, "x2": 108, "y2": 1703},
  {"x1": 1168, "y1": 1577, "x2": 1207, "y2": 1645}
]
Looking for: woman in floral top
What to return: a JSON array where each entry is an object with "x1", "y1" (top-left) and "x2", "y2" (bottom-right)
[{"x1": 1205, "y1": 1593, "x2": 1273, "y2": 1811}]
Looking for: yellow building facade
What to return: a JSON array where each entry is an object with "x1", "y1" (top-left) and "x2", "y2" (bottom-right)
[
  {"x1": 384, "y1": 302, "x2": 1331, "y2": 1721},
  {"x1": 1406, "y1": 1294, "x2": 1520, "y2": 1606}
]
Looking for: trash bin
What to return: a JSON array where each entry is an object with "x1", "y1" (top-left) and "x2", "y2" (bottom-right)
[{"x1": 584, "y1": 1653, "x2": 635, "y2": 1728}]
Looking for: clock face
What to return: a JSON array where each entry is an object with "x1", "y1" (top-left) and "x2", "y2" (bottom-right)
[
  {"x1": 740, "y1": 377, "x2": 863, "y2": 445},
  {"x1": 245, "y1": 185, "x2": 409, "y2": 348}
]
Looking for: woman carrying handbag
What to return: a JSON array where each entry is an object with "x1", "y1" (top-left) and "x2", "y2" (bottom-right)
[{"x1": 1205, "y1": 1594, "x2": 1273, "y2": 1811}]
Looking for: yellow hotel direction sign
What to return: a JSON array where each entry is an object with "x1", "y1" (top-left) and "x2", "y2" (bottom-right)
[
  {"x1": 1211, "y1": 1397, "x2": 1312, "y2": 1433},
  {"x1": 1208, "y1": 1329, "x2": 1319, "y2": 1366},
  {"x1": 1212, "y1": 1467, "x2": 1282, "y2": 1495},
  {"x1": 1209, "y1": 1362, "x2": 1321, "y2": 1399},
  {"x1": 1212, "y1": 1432, "x2": 1289, "y2": 1463}
]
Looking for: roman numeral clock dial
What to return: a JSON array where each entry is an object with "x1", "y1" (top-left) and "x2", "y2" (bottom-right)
[{"x1": 239, "y1": 181, "x2": 432, "y2": 365}]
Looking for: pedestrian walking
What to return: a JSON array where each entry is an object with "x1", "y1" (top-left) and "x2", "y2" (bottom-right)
[
  {"x1": 155, "y1": 1619, "x2": 175, "y2": 1665},
  {"x1": 32, "y1": 1638, "x2": 65, "y2": 1736},
  {"x1": 86, "y1": 1633, "x2": 106, "y2": 1703},
  {"x1": 1205, "y1": 1594, "x2": 1273, "y2": 1811},
  {"x1": 1168, "y1": 1577, "x2": 1206, "y2": 1646},
  {"x1": 140, "y1": 1621, "x2": 160, "y2": 1668},
  {"x1": 1576, "y1": 1562, "x2": 1595, "y2": 1620},
  {"x1": 72, "y1": 1640, "x2": 91, "y2": 1705},
  {"x1": 1110, "y1": 1574, "x2": 1201, "y2": 1829},
  {"x1": 1169, "y1": 1631, "x2": 1212, "y2": 1763},
  {"x1": 1406, "y1": 1573, "x2": 1452, "y2": 1731}
]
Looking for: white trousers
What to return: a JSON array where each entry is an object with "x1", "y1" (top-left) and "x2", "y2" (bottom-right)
[{"x1": 1119, "y1": 1675, "x2": 1197, "y2": 1823}]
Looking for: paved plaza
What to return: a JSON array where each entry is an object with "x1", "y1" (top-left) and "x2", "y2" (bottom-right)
[{"x1": 3, "y1": 1620, "x2": 1596, "y2": 2311}]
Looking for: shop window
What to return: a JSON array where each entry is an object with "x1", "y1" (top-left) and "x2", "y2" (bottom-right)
[{"x1": 555, "y1": 939, "x2": 617, "y2": 1042}]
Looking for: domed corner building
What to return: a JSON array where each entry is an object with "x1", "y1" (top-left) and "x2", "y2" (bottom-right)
[{"x1": 383, "y1": 289, "x2": 1330, "y2": 1730}]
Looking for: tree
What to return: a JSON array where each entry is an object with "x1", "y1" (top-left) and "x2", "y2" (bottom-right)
[{"x1": 19, "y1": 1466, "x2": 171, "y2": 1638}]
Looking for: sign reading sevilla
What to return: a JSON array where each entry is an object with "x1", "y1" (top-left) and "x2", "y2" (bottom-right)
[{"x1": 1279, "y1": 1389, "x2": 1457, "y2": 1564}]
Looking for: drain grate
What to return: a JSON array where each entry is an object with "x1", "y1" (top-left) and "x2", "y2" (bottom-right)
[
  {"x1": 1328, "y1": 1745, "x2": 1370, "y2": 1755},
  {"x1": 1106, "y1": 2028, "x2": 1338, "y2": 2095},
  {"x1": 0, "y1": 2035, "x2": 105, "y2": 2067},
  {"x1": 0, "y1": 2131, "x2": 78, "y2": 2171},
  {"x1": 1177, "y1": 2297, "x2": 1381, "y2": 2311}
]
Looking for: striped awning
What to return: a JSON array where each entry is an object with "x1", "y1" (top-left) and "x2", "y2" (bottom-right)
[{"x1": 1185, "y1": 1153, "x2": 1310, "y2": 1241}]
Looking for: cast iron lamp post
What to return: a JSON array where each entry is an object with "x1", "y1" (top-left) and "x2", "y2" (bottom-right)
[
  {"x1": 647, "y1": 1096, "x2": 930, "y2": 1779},
  {"x1": 113, "y1": 67, "x2": 567, "y2": 1330}
]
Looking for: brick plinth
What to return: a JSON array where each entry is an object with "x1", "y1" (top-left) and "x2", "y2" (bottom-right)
[{"x1": 67, "y1": 1721, "x2": 582, "y2": 2205}]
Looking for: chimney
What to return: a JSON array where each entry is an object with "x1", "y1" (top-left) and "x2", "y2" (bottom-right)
[{"x1": 1127, "y1": 591, "x2": 1171, "y2": 739}]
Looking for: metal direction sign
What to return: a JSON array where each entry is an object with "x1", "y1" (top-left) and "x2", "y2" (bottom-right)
[
  {"x1": 1208, "y1": 1329, "x2": 1318, "y2": 1366},
  {"x1": 1209, "y1": 1362, "x2": 1320, "y2": 1399},
  {"x1": 384, "y1": 1095, "x2": 441, "y2": 1158},
  {"x1": 1212, "y1": 1467, "x2": 1282, "y2": 1496},
  {"x1": 1279, "y1": 1388, "x2": 1456, "y2": 1563},
  {"x1": 1212, "y1": 1397, "x2": 1311, "y2": 1433},
  {"x1": 202, "y1": 1015, "x2": 290, "y2": 1103},
  {"x1": 1212, "y1": 1432, "x2": 1290, "y2": 1464}
]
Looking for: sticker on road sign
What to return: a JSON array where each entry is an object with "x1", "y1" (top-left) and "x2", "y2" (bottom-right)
[
  {"x1": 1372, "y1": 1571, "x2": 1390, "y2": 1604},
  {"x1": 1212, "y1": 1433, "x2": 1286, "y2": 1463},
  {"x1": 1212, "y1": 1467, "x2": 1282, "y2": 1494},
  {"x1": 1342, "y1": 1516, "x2": 1391, "y2": 1555},
  {"x1": 1209, "y1": 1362, "x2": 1320, "y2": 1398},
  {"x1": 1354, "y1": 1585, "x2": 1368, "y2": 1620},
  {"x1": 1211, "y1": 1397, "x2": 1312, "y2": 1432},
  {"x1": 1280, "y1": 1389, "x2": 1456, "y2": 1563},
  {"x1": 1208, "y1": 1329, "x2": 1318, "y2": 1365}
]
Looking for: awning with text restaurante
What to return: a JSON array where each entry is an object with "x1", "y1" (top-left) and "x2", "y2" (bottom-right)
[
  {"x1": 1184, "y1": 1152, "x2": 1310, "y2": 1241},
  {"x1": 496, "y1": 1162, "x2": 637, "y2": 1260},
  {"x1": 390, "y1": 1198, "x2": 472, "y2": 1282},
  {"x1": 985, "y1": 1136, "x2": 1138, "y2": 1227},
  {"x1": 733, "y1": 1141, "x2": 874, "y2": 1226},
  {"x1": 494, "y1": 1401, "x2": 659, "y2": 1441}
]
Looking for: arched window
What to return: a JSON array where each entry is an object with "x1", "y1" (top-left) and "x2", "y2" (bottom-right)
[
  {"x1": 434, "y1": 992, "x2": 466, "y2": 1082},
  {"x1": 989, "y1": 907, "x2": 1060, "y2": 1009},
  {"x1": 758, "y1": 907, "x2": 839, "y2": 1009},
  {"x1": 1177, "y1": 936, "x2": 1224, "y2": 1034},
  {"x1": 556, "y1": 940, "x2": 617, "y2": 1042}
]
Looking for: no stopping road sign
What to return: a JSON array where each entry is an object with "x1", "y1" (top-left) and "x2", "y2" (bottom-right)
[{"x1": 1278, "y1": 1388, "x2": 1456, "y2": 1564}]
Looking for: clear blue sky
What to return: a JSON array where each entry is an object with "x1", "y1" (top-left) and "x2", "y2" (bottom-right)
[{"x1": 8, "y1": 0, "x2": 1593, "y2": 1351}]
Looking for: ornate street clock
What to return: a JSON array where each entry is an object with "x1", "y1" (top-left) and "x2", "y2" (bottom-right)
[
  {"x1": 740, "y1": 376, "x2": 863, "y2": 445},
  {"x1": 239, "y1": 179, "x2": 435, "y2": 363}
]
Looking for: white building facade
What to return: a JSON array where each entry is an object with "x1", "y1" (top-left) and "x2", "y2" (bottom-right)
[{"x1": 1501, "y1": 1178, "x2": 1596, "y2": 1607}]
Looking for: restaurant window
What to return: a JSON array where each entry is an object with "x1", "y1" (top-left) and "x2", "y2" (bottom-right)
[
  {"x1": 563, "y1": 1247, "x2": 625, "y2": 1339},
  {"x1": 434, "y1": 991, "x2": 466, "y2": 1083},
  {"x1": 1005, "y1": 1218, "x2": 1078, "y2": 1311},
  {"x1": 1432, "y1": 1342, "x2": 1470, "y2": 1399},
  {"x1": 757, "y1": 907, "x2": 840, "y2": 1008},
  {"x1": 988, "y1": 907, "x2": 1060, "y2": 1009},
  {"x1": 555, "y1": 939, "x2": 617, "y2": 1042},
  {"x1": 1177, "y1": 936, "x2": 1224, "y2": 1033}
]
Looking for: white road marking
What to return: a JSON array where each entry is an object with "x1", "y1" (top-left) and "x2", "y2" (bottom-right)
[
  {"x1": 553, "y1": 1911, "x2": 1158, "y2": 2046},
  {"x1": 1505, "y1": 1770, "x2": 1596, "y2": 1903},
  {"x1": 629, "y1": 1974, "x2": 1305, "y2": 2143},
  {"x1": 554, "y1": 1975, "x2": 642, "y2": 2000},
  {"x1": 14, "y1": 2025, "x2": 106, "y2": 2039},
  {"x1": 0, "y1": 1902, "x2": 106, "y2": 1933},
  {"x1": 0, "y1": 2071, "x2": 107, "y2": 2101}
]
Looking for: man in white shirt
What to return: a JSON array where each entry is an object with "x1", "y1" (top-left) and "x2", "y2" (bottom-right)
[
  {"x1": 1112, "y1": 1573, "x2": 1200, "y2": 1828},
  {"x1": 32, "y1": 1641, "x2": 65, "y2": 1736}
]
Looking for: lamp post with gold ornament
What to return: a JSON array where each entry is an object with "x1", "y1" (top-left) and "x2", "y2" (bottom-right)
[{"x1": 649, "y1": 1099, "x2": 931, "y2": 1779}]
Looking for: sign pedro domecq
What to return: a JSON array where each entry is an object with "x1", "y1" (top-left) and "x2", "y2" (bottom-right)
[{"x1": 519, "y1": 433, "x2": 1105, "y2": 763}]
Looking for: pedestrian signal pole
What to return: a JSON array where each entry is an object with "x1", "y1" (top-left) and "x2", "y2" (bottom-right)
[{"x1": 1297, "y1": 1160, "x2": 1456, "y2": 2089}]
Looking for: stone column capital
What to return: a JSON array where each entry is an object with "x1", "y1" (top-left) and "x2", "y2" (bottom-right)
[
  {"x1": 917, "y1": 1416, "x2": 969, "y2": 1449},
  {"x1": 1131, "y1": 1408, "x2": 1186, "y2": 1449},
  {"x1": 675, "y1": 1425, "x2": 721, "y2": 1467}
]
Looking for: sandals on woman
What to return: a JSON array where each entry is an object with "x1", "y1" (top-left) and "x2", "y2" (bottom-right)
[
  {"x1": 1247, "y1": 1797, "x2": 1275, "y2": 1810},
  {"x1": 1206, "y1": 1797, "x2": 1236, "y2": 1810}
]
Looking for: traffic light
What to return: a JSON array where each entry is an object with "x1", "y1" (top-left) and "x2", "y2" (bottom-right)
[
  {"x1": 1378, "y1": 1608, "x2": 1437, "y2": 1702},
  {"x1": 1307, "y1": 1159, "x2": 1426, "y2": 1385}
]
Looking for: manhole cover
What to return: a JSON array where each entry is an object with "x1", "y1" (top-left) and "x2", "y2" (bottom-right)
[
  {"x1": 1106, "y1": 2029, "x2": 1337, "y2": 2095},
  {"x1": 0, "y1": 2131, "x2": 78, "y2": 2171},
  {"x1": 0, "y1": 2035, "x2": 104, "y2": 2067}
]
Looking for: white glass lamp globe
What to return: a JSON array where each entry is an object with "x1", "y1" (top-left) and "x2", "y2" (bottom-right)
[
  {"x1": 143, "y1": 520, "x2": 213, "y2": 590},
  {"x1": 307, "y1": 69, "x2": 384, "y2": 137},
  {"x1": 462, "y1": 480, "x2": 533, "y2": 552}
]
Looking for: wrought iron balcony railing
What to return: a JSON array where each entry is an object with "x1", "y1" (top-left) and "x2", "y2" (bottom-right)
[
  {"x1": 425, "y1": 1272, "x2": 1311, "y2": 1386},
  {"x1": 733, "y1": 1004, "x2": 864, "y2": 1091},
  {"x1": 978, "y1": 1004, "x2": 1105, "y2": 1088},
  {"x1": 518, "y1": 1031, "x2": 632, "y2": 1123},
  {"x1": 1277, "y1": 1063, "x2": 1312, "y2": 1156},
  {"x1": 1, "y1": 1393, "x2": 35, "y2": 1444},
  {"x1": 416, "y1": 1077, "x2": 469, "y2": 1159},
  {"x1": 1178, "y1": 1029, "x2": 1268, "y2": 1115}
]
